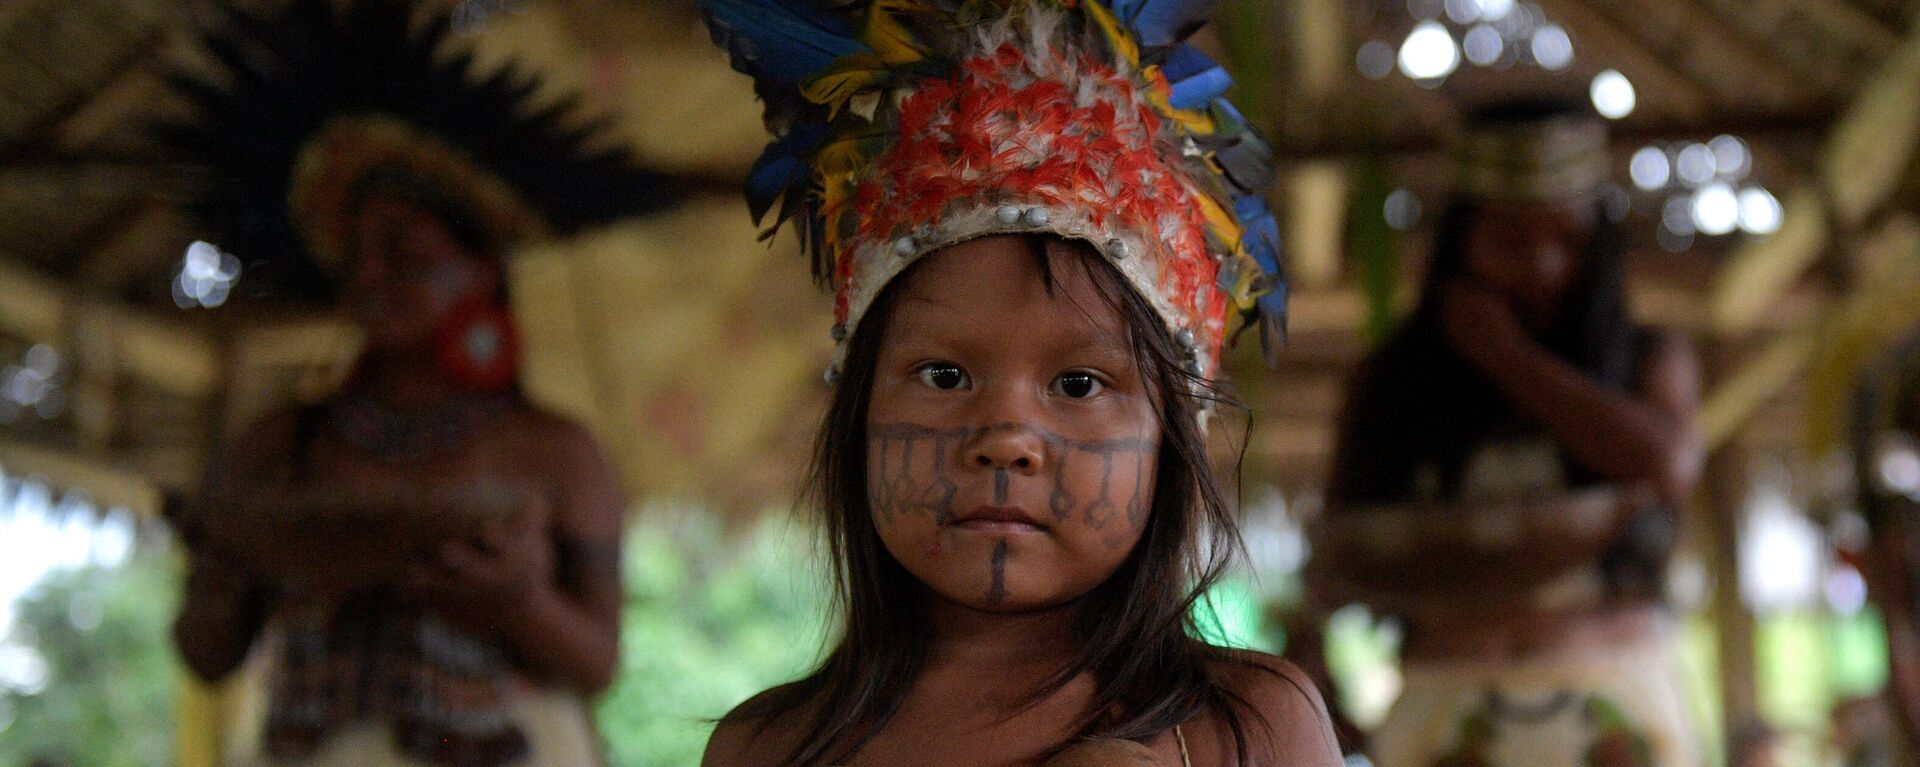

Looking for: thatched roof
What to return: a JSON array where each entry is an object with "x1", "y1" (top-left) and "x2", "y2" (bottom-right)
[{"x1": 1, "y1": 0, "x2": 1916, "y2": 512}]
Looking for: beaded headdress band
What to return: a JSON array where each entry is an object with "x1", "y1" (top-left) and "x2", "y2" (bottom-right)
[
  {"x1": 704, "y1": 0, "x2": 1288, "y2": 381},
  {"x1": 1455, "y1": 108, "x2": 1610, "y2": 203}
]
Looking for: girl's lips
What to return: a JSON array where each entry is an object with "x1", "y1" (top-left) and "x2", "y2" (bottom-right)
[
  {"x1": 953, "y1": 518, "x2": 1046, "y2": 534},
  {"x1": 951, "y1": 506, "x2": 1046, "y2": 534}
]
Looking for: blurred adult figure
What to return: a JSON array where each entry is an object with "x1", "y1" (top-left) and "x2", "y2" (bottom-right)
[
  {"x1": 162, "y1": 2, "x2": 684, "y2": 764},
  {"x1": 1292, "y1": 99, "x2": 1705, "y2": 767}
]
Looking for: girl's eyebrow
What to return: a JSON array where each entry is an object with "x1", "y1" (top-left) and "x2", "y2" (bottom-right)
[{"x1": 1048, "y1": 328, "x2": 1135, "y2": 365}]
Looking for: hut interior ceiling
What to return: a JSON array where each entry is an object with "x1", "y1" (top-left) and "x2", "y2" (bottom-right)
[{"x1": 0, "y1": 0, "x2": 1914, "y2": 507}]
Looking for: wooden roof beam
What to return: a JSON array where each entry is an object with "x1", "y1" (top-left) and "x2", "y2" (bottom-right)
[
  {"x1": 1463, "y1": 0, "x2": 1710, "y2": 124},
  {"x1": 0, "y1": 0, "x2": 166, "y2": 154},
  {"x1": 1695, "y1": 0, "x2": 1895, "y2": 95},
  {"x1": 0, "y1": 256, "x2": 218, "y2": 399},
  {"x1": 1781, "y1": 0, "x2": 1902, "y2": 54},
  {"x1": 1272, "y1": 108, "x2": 1832, "y2": 162},
  {"x1": 0, "y1": 438, "x2": 163, "y2": 518},
  {"x1": 1627, "y1": 0, "x2": 1832, "y2": 105}
]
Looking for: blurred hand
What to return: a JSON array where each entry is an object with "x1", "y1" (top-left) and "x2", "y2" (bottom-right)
[
  {"x1": 402, "y1": 496, "x2": 553, "y2": 629},
  {"x1": 1440, "y1": 280, "x2": 1531, "y2": 371}
]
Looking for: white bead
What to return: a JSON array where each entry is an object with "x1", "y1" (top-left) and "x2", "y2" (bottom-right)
[
  {"x1": 1106, "y1": 238, "x2": 1130, "y2": 260},
  {"x1": 995, "y1": 205, "x2": 1022, "y2": 224},
  {"x1": 893, "y1": 236, "x2": 916, "y2": 257},
  {"x1": 1176, "y1": 328, "x2": 1196, "y2": 348},
  {"x1": 1021, "y1": 207, "x2": 1050, "y2": 226}
]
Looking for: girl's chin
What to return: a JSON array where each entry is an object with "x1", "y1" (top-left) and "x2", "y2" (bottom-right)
[
  {"x1": 919, "y1": 576, "x2": 1089, "y2": 614},
  {"x1": 940, "y1": 590, "x2": 1069, "y2": 613}
]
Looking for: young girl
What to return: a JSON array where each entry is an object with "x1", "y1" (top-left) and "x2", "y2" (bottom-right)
[{"x1": 699, "y1": 2, "x2": 1340, "y2": 764}]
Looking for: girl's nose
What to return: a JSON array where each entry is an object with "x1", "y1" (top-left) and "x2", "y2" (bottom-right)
[{"x1": 967, "y1": 423, "x2": 1044, "y2": 474}]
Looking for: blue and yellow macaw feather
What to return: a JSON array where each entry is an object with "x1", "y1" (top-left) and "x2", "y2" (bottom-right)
[
  {"x1": 1233, "y1": 191, "x2": 1288, "y2": 347},
  {"x1": 1201, "y1": 100, "x2": 1273, "y2": 196},
  {"x1": 1082, "y1": 0, "x2": 1142, "y2": 66},
  {"x1": 863, "y1": 0, "x2": 945, "y2": 65},
  {"x1": 701, "y1": 0, "x2": 868, "y2": 85},
  {"x1": 1162, "y1": 44, "x2": 1231, "y2": 110},
  {"x1": 745, "y1": 122, "x2": 829, "y2": 223},
  {"x1": 801, "y1": 53, "x2": 896, "y2": 114},
  {"x1": 1110, "y1": 0, "x2": 1220, "y2": 47}
]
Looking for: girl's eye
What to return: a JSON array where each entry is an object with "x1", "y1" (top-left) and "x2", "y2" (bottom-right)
[
  {"x1": 1054, "y1": 371, "x2": 1103, "y2": 399},
  {"x1": 916, "y1": 363, "x2": 969, "y2": 390}
]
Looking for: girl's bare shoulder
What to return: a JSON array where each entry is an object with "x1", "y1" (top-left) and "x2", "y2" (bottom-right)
[
  {"x1": 1185, "y1": 648, "x2": 1345, "y2": 766},
  {"x1": 702, "y1": 687, "x2": 818, "y2": 767}
]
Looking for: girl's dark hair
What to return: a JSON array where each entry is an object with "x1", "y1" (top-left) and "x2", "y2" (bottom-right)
[
  {"x1": 731, "y1": 236, "x2": 1274, "y2": 765},
  {"x1": 1328, "y1": 191, "x2": 1632, "y2": 504}
]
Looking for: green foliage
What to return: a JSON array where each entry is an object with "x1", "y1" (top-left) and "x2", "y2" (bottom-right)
[
  {"x1": 0, "y1": 549, "x2": 180, "y2": 767},
  {"x1": 596, "y1": 508, "x2": 831, "y2": 767}
]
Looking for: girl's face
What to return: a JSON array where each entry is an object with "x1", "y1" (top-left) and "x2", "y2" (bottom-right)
[
  {"x1": 865, "y1": 236, "x2": 1161, "y2": 613},
  {"x1": 344, "y1": 195, "x2": 495, "y2": 349},
  {"x1": 1461, "y1": 199, "x2": 1594, "y2": 330}
]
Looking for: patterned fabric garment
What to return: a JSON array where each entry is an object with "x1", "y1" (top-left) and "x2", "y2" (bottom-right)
[
  {"x1": 262, "y1": 593, "x2": 544, "y2": 767},
  {"x1": 1368, "y1": 633, "x2": 1701, "y2": 767},
  {"x1": 244, "y1": 688, "x2": 599, "y2": 767}
]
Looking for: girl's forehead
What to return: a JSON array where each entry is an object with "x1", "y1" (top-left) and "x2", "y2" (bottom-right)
[{"x1": 889, "y1": 237, "x2": 1132, "y2": 347}]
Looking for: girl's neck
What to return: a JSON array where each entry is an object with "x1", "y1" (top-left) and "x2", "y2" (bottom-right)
[
  {"x1": 923, "y1": 592, "x2": 1080, "y2": 670},
  {"x1": 347, "y1": 348, "x2": 458, "y2": 409}
]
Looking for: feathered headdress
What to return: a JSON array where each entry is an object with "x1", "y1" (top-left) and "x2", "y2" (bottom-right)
[
  {"x1": 157, "y1": 0, "x2": 687, "y2": 302},
  {"x1": 703, "y1": 0, "x2": 1286, "y2": 379}
]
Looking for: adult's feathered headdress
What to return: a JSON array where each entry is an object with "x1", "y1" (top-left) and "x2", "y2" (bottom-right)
[
  {"x1": 157, "y1": 0, "x2": 687, "y2": 302},
  {"x1": 703, "y1": 0, "x2": 1286, "y2": 379}
]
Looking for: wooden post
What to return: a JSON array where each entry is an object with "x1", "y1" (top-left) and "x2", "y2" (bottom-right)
[
  {"x1": 174, "y1": 319, "x2": 242, "y2": 767},
  {"x1": 175, "y1": 677, "x2": 236, "y2": 767},
  {"x1": 1702, "y1": 338, "x2": 1761, "y2": 751}
]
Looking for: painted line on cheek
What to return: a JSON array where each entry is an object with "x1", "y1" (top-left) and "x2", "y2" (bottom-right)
[{"x1": 987, "y1": 540, "x2": 1008, "y2": 604}]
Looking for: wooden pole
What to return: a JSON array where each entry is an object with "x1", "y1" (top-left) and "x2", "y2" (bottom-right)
[
  {"x1": 174, "y1": 319, "x2": 243, "y2": 767},
  {"x1": 1701, "y1": 337, "x2": 1761, "y2": 752}
]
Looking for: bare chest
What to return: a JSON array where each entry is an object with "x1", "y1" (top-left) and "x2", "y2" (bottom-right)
[{"x1": 838, "y1": 674, "x2": 1183, "y2": 767}]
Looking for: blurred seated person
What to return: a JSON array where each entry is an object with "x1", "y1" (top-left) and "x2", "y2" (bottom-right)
[
  {"x1": 161, "y1": 2, "x2": 683, "y2": 764},
  {"x1": 1289, "y1": 99, "x2": 1705, "y2": 767}
]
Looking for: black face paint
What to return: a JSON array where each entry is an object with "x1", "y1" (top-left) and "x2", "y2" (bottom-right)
[
  {"x1": 869, "y1": 422, "x2": 963, "y2": 525},
  {"x1": 868, "y1": 421, "x2": 1153, "y2": 541},
  {"x1": 987, "y1": 540, "x2": 1009, "y2": 604}
]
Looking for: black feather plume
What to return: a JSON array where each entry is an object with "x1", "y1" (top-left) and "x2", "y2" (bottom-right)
[{"x1": 154, "y1": 0, "x2": 688, "y2": 303}]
